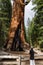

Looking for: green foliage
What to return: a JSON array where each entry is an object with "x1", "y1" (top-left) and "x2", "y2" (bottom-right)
[
  {"x1": 26, "y1": 0, "x2": 43, "y2": 48},
  {"x1": 27, "y1": 19, "x2": 35, "y2": 46},
  {"x1": 0, "y1": 0, "x2": 12, "y2": 48},
  {"x1": 40, "y1": 42, "x2": 43, "y2": 48},
  {"x1": 32, "y1": 0, "x2": 43, "y2": 48}
]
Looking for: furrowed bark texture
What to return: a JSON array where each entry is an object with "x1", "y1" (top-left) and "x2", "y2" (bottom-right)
[{"x1": 4, "y1": 0, "x2": 29, "y2": 50}]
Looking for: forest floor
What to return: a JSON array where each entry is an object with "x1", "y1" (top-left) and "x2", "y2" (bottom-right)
[{"x1": 0, "y1": 49, "x2": 43, "y2": 65}]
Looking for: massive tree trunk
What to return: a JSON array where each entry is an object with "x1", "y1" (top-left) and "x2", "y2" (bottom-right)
[{"x1": 4, "y1": 0, "x2": 29, "y2": 51}]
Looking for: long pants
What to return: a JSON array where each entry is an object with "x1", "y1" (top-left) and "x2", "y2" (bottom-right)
[{"x1": 30, "y1": 60, "x2": 35, "y2": 65}]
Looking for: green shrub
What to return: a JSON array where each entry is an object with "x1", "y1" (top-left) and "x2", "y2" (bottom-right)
[{"x1": 40, "y1": 42, "x2": 43, "y2": 48}]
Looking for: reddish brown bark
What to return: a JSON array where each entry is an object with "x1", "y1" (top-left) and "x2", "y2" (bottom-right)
[{"x1": 4, "y1": 0, "x2": 29, "y2": 50}]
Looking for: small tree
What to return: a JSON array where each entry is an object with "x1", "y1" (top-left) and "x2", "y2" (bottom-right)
[{"x1": 27, "y1": 19, "x2": 35, "y2": 46}]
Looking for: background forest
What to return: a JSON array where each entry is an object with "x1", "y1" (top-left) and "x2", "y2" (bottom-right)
[
  {"x1": 0, "y1": 0, "x2": 43, "y2": 50},
  {"x1": 0, "y1": 0, "x2": 12, "y2": 48},
  {"x1": 26, "y1": 0, "x2": 43, "y2": 50}
]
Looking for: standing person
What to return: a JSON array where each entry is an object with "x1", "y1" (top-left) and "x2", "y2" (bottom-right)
[{"x1": 30, "y1": 47, "x2": 35, "y2": 65}]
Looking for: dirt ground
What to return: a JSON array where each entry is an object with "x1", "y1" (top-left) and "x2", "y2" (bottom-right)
[{"x1": 0, "y1": 50, "x2": 43, "y2": 65}]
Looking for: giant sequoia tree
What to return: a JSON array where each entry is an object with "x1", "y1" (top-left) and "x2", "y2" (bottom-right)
[
  {"x1": 0, "y1": 0, "x2": 12, "y2": 48},
  {"x1": 4, "y1": 0, "x2": 30, "y2": 51}
]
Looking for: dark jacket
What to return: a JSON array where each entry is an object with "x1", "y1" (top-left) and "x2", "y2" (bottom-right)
[{"x1": 30, "y1": 48, "x2": 34, "y2": 60}]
